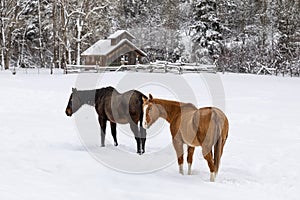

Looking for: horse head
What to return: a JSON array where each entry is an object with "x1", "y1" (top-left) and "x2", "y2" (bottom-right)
[
  {"x1": 65, "y1": 88, "x2": 83, "y2": 116},
  {"x1": 142, "y1": 94, "x2": 160, "y2": 129}
]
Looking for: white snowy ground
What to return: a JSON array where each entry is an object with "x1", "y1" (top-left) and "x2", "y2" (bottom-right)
[{"x1": 0, "y1": 69, "x2": 299, "y2": 200}]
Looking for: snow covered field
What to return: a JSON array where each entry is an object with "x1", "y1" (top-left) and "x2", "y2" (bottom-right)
[{"x1": 0, "y1": 69, "x2": 300, "y2": 200}]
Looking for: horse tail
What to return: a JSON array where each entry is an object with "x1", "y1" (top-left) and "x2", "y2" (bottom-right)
[
  {"x1": 214, "y1": 136, "x2": 222, "y2": 175},
  {"x1": 213, "y1": 109, "x2": 229, "y2": 175}
]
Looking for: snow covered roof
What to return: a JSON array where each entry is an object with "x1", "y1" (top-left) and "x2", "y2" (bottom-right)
[
  {"x1": 81, "y1": 30, "x2": 146, "y2": 57},
  {"x1": 81, "y1": 38, "x2": 147, "y2": 56},
  {"x1": 81, "y1": 40, "x2": 111, "y2": 56},
  {"x1": 107, "y1": 30, "x2": 135, "y2": 39}
]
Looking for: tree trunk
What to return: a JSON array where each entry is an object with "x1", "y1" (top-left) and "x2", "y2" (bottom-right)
[
  {"x1": 38, "y1": 0, "x2": 45, "y2": 70},
  {"x1": 0, "y1": 0, "x2": 5, "y2": 70},
  {"x1": 76, "y1": 17, "x2": 82, "y2": 65},
  {"x1": 4, "y1": 53, "x2": 10, "y2": 70},
  {"x1": 52, "y1": 0, "x2": 59, "y2": 73},
  {"x1": 60, "y1": 0, "x2": 72, "y2": 69},
  {"x1": 60, "y1": 1, "x2": 66, "y2": 70},
  {"x1": 1, "y1": 25, "x2": 5, "y2": 70}
]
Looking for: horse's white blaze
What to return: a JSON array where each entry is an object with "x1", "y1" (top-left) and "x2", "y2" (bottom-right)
[{"x1": 142, "y1": 105, "x2": 148, "y2": 129}]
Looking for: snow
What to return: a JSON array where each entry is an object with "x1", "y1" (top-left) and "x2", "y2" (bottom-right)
[{"x1": 0, "y1": 69, "x2": 300, "y2": 200}]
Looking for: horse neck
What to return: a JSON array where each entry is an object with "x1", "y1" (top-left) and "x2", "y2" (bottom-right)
[
  {"x1": 152, "y1": 98, "x2": 181, "y2": 123},
  {"x1": 79, "y1": 90, "x2": 96, "y2": 106}
]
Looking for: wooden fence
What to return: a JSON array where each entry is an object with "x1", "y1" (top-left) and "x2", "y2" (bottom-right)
[{"x1": 66, "y1": 61, "x2": 216, "y2": 74}]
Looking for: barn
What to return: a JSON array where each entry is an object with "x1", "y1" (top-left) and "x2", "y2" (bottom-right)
[{"x1": 81, "y1": 30, "x2": 147, "y2": 66}]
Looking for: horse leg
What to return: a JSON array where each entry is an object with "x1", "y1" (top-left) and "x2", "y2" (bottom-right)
[
  {"x1": 172, "y1": 136, "x2": 184, "y2": 175},
  {"x1": 139, "y1": 111, "x2": 147, "y2": 153},
  {"x1": 203, "y1": 150, "x2": 216, "y2": 182},
  {"x1": 110, "y1": 122, "x2": 118, "y2": 146},
  {"x1": 140, "y1": 125, "x2": 147, "y2": 154},
  {"x1": 98, "y1": 117, "x2": 107, "y2": 147},
  {"x1": 187, "y1": 146, "x2": 195, "y2": 175},
  {"x1": 130, "y1": 123, "x2": 142, "y2": 154}
]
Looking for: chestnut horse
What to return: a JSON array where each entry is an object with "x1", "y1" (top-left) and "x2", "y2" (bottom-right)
[
  {"x1": 65, "y1": 86, "x2": 147, "y2": 154},
  {"x1": 142, "y1": 94, "x2": 229, "y2": 181}
]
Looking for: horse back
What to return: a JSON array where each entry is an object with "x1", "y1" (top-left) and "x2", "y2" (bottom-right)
[
  {"x1": 98, "y1": 88, "x2": 146, "y2": 124},
  {"x1": 95, "y1": 87, "x2": 114, "y2": 113},
  {"x1": 95, "y1": 87, "x2": 114, "y2": 103}
]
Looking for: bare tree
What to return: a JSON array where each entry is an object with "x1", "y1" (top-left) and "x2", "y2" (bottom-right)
[{"x1": 51, "y1": 0, "x2": 58, "y2": 74}]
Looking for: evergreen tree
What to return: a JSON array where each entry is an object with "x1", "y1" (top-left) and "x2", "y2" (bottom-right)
[
  {"x1": 179, "y1": 0, "x2": 194, "y2": 36},
  {"x1": 277, "y1": 0, "x2": 300, "y2": 69},
  {"x1": 192, "y1": 0, "x2": 223, "y2": 64}
]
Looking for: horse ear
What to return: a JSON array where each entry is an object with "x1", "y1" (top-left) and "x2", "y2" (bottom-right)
[
  {"x1": 149, "y1": 94, "x2": 153, "y2": 100},
  {"x1": 72, "y1": 88, "x2": 78, "y2": 93},
  {"x1": 142, "y1": 96, "x2": 147, "y2": 103}
]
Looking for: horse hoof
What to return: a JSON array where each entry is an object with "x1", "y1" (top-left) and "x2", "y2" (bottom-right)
[
  {"x1": 101, "y1": 144, "x2": 105, "y2": 147},
  {"x1": 114, "y1": 142, "x2": 118, "y2": 146},
  {"x1": 137, "y1": 150, "x2": 144, "y2": 155}
]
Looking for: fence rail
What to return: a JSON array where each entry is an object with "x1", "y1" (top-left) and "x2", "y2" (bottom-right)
[{"x1": 66, "y1": 61, "x2": 216, "y2": 74}]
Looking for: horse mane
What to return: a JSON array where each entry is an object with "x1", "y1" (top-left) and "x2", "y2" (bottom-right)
[
  {"x1": 152, "y1": 98, "x2": 180, "y2": 106},
  {"x1": 152, "y1": 98, "x2": 197, "y2": 110},
  {"x1": 74, "y1": 89, "x2": 97, "y2": 106},
  {"x1": 95, "y1": 86, "x2": 116, "y2": 102},
  {"x1": 129, "y1": 89, "x2": 147, "y2": 100}
]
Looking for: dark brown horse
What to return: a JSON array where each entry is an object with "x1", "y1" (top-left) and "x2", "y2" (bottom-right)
[
  {"x1": 142, "y1": 94, "x2": 229, "y2": 181},
  {"x1": 65, "y1": 86, "x2": 147, "y2": 154}
]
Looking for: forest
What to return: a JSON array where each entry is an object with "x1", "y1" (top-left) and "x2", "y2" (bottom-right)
[{"x1": 1, "y1": 0, "x2": 300, "y2": 74}]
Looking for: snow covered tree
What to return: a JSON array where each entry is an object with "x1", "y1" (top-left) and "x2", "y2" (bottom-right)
[
  {"x1": 216, "y1": 0, "x2": 237, "y2": 39},
  {"x1": 53, "y1": 0, "x2": 111, "y2": 66},
  {"x1": 74, "y1": 0, "x2": 111, "y2": 65},
  {"x1": 114, "y1": 0, "x2": 181, "y2": 62},
  {"x1": 219, "y1": 0, "x2": 274, "y2": 72},
  {"x1": 0, "y1": 0, "x2": 24, "y2": 70},
  {"x1": 277, "y1": 0, "x2": 300, "y2": 69},
  {"x1": 192, "y1": 0, "x2": 223, "y2": 64},
  {"x1": 0, "y1": 0, "x2": 43, "y2": 70},
  {"x1": 179, "y1": 0, "x2": 194, "y2": 36},
  {"x1": 0, "y1": 0, "x2": 53, "y2": 70},
  {"x1": 113, "y1": 0, "x2": 149, "y2": 30},
  {"x1": 213, "y1": 0, "x2": 238, "y2": 71}
]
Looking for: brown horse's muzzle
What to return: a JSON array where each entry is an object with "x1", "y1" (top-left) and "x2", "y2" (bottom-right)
[{"x1": 65, "y1": 108, "x2": 72, "y2": 116}]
